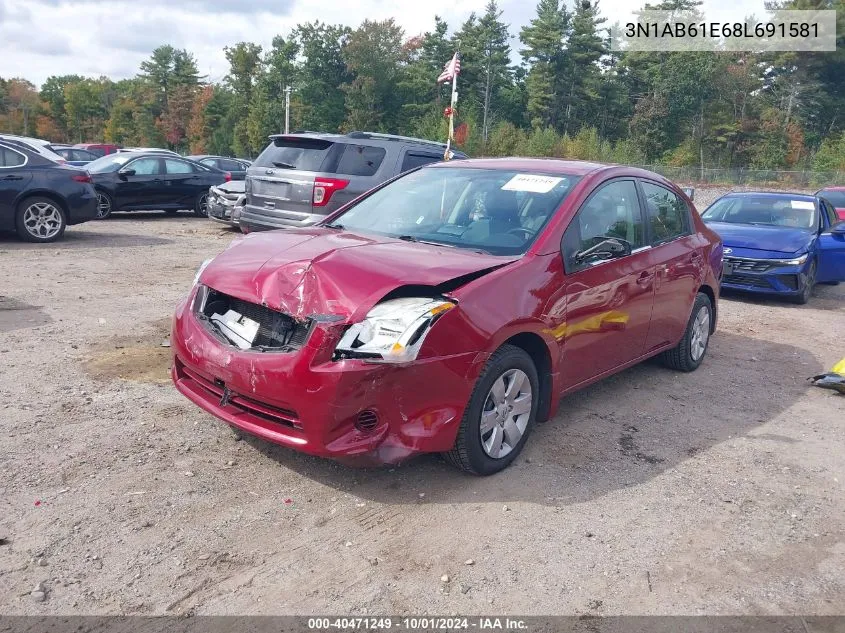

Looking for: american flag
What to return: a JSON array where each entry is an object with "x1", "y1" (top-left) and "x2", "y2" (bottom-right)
[{"x1": 437, "y1": 53, "x2": 461, "y2": 84}]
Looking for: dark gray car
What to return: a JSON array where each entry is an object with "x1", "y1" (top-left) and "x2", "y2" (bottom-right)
[{"x1": 240, "y1": 131, "x2": 467, "y2": 231}]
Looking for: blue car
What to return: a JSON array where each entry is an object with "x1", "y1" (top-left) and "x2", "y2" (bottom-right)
[{"x1": 701, "y1": 192, "x2": 845, "y2": 304}]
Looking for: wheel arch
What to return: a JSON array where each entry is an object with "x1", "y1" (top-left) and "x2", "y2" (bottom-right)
[
  {"x1": 697, "y1": 283, "x2": 717, "y2": 333},
  {"x1": 16, "y1": 190, "x2": 70, "y2": 218},
  {"x1": 501, "y1": 331, "x2": 554, "y2": 423}
]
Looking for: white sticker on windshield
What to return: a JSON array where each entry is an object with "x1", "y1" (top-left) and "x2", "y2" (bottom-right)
[
  {"x1": 501, "y1": 174, "x2": 563, "y2": 194},
  {"x1": 791, "y1": 200, "x2": 815, "y2": 210}
]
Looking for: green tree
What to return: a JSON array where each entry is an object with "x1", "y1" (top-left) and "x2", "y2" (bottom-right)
[
  {"x1": 295, "y1": 22, "x2": 350, "y2": 132},
  {"x1": 520, "y1": 0, "x2": 568, "y2": 129},
  {"x1": 224, "y1": 42, "x2": 263, "y2": 155}
]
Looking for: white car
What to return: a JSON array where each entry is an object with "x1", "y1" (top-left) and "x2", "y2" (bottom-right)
[
  {"x1": 117, "y1": 147, "x2": 180, "y2": 155},
  {"x1": 0, "y1": 134, "x2": 67, "y2": 164}
]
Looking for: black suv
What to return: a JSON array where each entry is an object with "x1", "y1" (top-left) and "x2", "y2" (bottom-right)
[{"x1": 241, "y1": 131, "x2": 467, "y2": 232}]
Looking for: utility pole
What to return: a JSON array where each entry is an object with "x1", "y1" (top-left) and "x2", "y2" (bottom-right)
[{"x1": 284, "y1": 86, "x2": 292, "y2": 134}]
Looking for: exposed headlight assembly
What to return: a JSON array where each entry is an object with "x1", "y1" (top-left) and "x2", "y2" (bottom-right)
[
  {"x1": 334, "y1": 297, "x2": 455, "y2": 363},
  {"x1": 193, "y1": 258, "x2": 214, "y2": 285}
]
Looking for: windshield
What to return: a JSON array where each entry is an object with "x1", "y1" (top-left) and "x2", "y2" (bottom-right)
[
  {"x1": 702, "y1": 196, "x2": 817, "y2": 229},
  {"x1": 820, "y1": 190, "x2": 845, "y2": 207},
  {"x1": 86, "y1": 154, "x2": 132, "y2": 173},
  {"x1": 328, "y1": 167, "x2": 582, "y2": 256}
]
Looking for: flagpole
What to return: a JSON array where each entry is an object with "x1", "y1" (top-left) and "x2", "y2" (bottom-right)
[{"x1": 445, "y1": 53, "x2": 458, "y2": 161}]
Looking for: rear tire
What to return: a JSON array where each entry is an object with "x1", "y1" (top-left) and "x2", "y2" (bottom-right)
[
  {"x1": 444, "y1": 344, "x2": 538, "y2": 476},
  {"x1": 660, "y1": 292, "x2": 712, "y2": 372},
  {"x1": 790, "y1": 260, "x2": 816, "y2": 304},
  {"x1": 95, "y1": 192, "x2": 113, "y2": 219},
  {"x1": 15, "y1": 197, "x2": 67, "y2": 243},
  {"x1": 193, "y1": 193, "x2": 209, "y2": 218}
]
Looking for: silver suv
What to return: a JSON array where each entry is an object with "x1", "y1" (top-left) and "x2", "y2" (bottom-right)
[{"x1": 241, "y1": 131, "x2": 467, "y2": 231}]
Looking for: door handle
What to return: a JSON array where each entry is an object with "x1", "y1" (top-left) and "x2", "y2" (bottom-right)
[
  {"x1": 636, "y1": 271, "x2": 654, "y2": 287},
  {"x1": 2, "y1": 175, "x2": 23, "y2": 181}
]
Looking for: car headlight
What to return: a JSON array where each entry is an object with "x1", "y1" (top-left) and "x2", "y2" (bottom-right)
[
  {"x1": 780, "y1": 253, "x2": 808, "y2": 266},
  {"x1": 193, "y1": 258, "x2": 214, "y2": 285},
  {"x1": 334, "y1": 297, "x2": 455, "y2": 363}
]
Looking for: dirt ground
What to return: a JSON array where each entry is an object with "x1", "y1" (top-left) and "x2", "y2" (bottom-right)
[{"x1": 1, "y1": 196, "x2": 844, "y2": 616}]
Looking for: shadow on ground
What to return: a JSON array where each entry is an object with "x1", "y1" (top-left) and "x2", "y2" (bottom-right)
[
  {"x1": 0, "y1": 229, "x2": 173, "y2": 249},
  {"x1": 721, "y1": 284, "x2": 844, "y2": 311},
  {"x1": 0, "y1": 296, "x2": 52, "y2": 333},
  {"x1": 242, "y1": 331, "x2": 821, "y2": 506}
]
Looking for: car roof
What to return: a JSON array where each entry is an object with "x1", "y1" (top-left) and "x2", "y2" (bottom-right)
[
  {"x1": 269, "y1": 131, "x2": 455, "y2": 152},
  {"x1": 719, "y1": 191, "x2": 817, "y2": 201},
  {"x1": 0, "y1": 134, "x2": 50, "y2": 146},
  {"x1": 427, "y1": 157, "x2": 620, "y2": 176}
]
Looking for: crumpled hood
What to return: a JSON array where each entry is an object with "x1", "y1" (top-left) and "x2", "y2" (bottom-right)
[
  {"x1": 705, "y1": 222, "x2": 814, "y2": 254},
  {"x1": 200, "y1": 228, "x2": 516, "y2": 322}
]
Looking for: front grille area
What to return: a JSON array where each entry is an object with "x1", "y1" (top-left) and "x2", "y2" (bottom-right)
[
  {"x1": 198, "y1": 288, "x2": 311, "y2": 351},
  {"x1": 724, "y1": 273, "x2": 773, "y2": 289},
  {"x1": 176, "y1": 359, "x2": 301, "y2": 430},
  {"x1": 725, "y1": 257, "x2": 772, "y2": 273}
]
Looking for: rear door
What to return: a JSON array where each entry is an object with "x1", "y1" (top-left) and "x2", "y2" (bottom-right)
[
  {"x1": 817, "y1": 198, "x2": 845, "y2": 283},
  {"x1": 638, "y1": 179, "x2": 701, "y2": 353},
  {"x1": 559, "y1": 178, "x2": 656, "y2": 387},
  {"x1": 397, "y1": 149, "x2": 446, "y2": 174},
  {"x1": 0, "y1": 146, "x2": 32, "y2": 231},
  {"x1": 165, "y1": 158, "x2": 205, "y2": 207}
]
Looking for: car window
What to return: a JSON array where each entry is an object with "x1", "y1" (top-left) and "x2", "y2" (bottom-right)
[
  {"x1": 0, "y1": 147, "x2": 26, "y2": 167},
  {"x1": 219, "y1": 159, "x2": 243, "y2": 171},
  {"x1": 820, "y1": 199, "x2": 838, "y2": 227},
  {"x1": 401, "y1": 152, "x2": 442, "y2": 172},
  {"x1": 335, "y1": 144, "x2": 386, "y2": 177},
  {"x1": 333, "y1": 167, "x2": 581, "y2": 256},
  {"x1": 562, "y1": 180, "x2": 644, "y2": 273},
  {"x1": 165, "y1": 159, "x2": 194, "y2": 174},
  {"x1": 129, "y1": 157, "x2": 163, "y2": 175},
  {"x1": 702, "y1": 196, "x2": 817, "y2": 229},
  {"x1": 200, "y1": 158, "x2": 218, "y2": 168},
  {"x1": 87, "y1": 147, "x2": 106, "y2": 158},
  {"x1": 819, "y1": 190, "x2": 845, "y2": 207},
  {"x1": 254, "y1": 137, "x2": 334, "y2": 171},
  {"x1": 640, "y1": 181, "x2": 690, "y2": 244}
]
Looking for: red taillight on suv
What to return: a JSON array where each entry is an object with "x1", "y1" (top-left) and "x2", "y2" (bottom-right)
[
  {"x1": 72, "y1": 173, "x2": 92, "y2": 184},
  {"x1": 224, "y1": 172, "x2": 232, "y2": 182},
  {"x1": 313, "y1": 178, "x2": 349, "y2": 207}
]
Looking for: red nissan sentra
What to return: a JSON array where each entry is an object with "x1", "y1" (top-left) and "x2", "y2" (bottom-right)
[{"x1": 172, "y1": 159, "x2": 722, "y2": 475}]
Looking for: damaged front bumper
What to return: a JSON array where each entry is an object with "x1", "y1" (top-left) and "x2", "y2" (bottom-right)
[{"x1": 171, "y1": 285, "x2": 479, "y2": 465}]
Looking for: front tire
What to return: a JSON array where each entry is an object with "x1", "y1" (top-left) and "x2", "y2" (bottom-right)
[
  {"x1": 193, "y1": 193, "x2": 209, "y2": 218},
  {"x1": 790, "y1": 260, "x2": 816, "y2": 304},
  {"x1": 444, "y1": 345, "x2": 538, "y2": 475},
  {"x1": 15, "y1": 197, "x2": 67, "y2": 243},
  {"x1": 660, "y1": 292, "x2": 712, "y2": 372},
  {"x1": 95, "y1": 192, "x2": 113, "y2": 219}
]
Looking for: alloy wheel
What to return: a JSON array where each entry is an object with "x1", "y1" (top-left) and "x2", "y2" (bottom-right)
[
  {"x1": 479, "y1": 368, "x2": 533, "y2": 459},
  {"x1": 96, "y1": 194, "x2": 111, "y2": 219},
  {"x1": 23, "y1": 202, "x2": 63, "y2": 240},
  {"x1": 690, "y1": 305, "x2": 711, "y2": 362}
]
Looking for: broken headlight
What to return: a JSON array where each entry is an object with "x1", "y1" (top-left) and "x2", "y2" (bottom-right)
[
  {"x1": 334, "y1": 297, "x2": 455, "y2": 363},
  {"x1": 193, "y1": 258, "x2": 214, "y2": 286}
]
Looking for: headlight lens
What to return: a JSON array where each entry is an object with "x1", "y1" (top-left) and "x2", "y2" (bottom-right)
[
  {"x1": 781, "y1": 253, "x2": 808, "y2": 266},
  {"x1": 335, "y1": 297, "x2": 455, "y2": 363},
  {"x1": 193, "y1": 258, "x2": 214, "y2": 285}
]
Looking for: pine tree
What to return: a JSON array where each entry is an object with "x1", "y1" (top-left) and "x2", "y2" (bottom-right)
[{"x1": 520, "y1": 0, "x2": 568, "y2": 129}]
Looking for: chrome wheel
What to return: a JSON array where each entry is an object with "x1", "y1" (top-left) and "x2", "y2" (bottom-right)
[
  {"x1": 480, "y1": 369, "x2": 532, "y2": 459},
  {"x1": 23, "y1": 202, "x2": 63, "y2": 240},
  {"x1": 690, "y1": 305, "x2": 711, "y2": 362},
  {"x1": 96, "y1": 193, "x2": 111, "y2": 219},
  {"x1": 196, "y1": 194, "x2": 209, "y2": 217}
]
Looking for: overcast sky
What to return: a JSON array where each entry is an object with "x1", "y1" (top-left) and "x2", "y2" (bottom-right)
[{"x1": 1, "y1": 0, "x2": 766, "y2": 88}]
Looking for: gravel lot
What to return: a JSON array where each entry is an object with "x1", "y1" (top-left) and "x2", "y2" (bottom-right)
[{"x1": 1, "y1": 206, "x2": 843, "y2": 616}]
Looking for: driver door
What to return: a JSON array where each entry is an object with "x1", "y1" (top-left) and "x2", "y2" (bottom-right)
[
  {"x1": 113, "y1": 156, "x2": 166, "y2": 209},
  {"x1": 817, "y1": 198, "x2": 845, "y2": 283},
  {"x1": 559, "y1": 179, "x2": 657, "y2": 388}
]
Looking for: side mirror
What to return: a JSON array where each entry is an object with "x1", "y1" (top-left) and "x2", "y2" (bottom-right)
[
  {"x1": 118, "y1": 168, "x2": 136, "y2": 178},
  {"x1": 830, "y1": 221, "x2": 845, "y2": 235},
  {"x1": 574, "y1": 237, "x2": 633, "y2": 265},
  {"x1": 682, "y1": 187, "x2": 695, "y2": 201}
]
